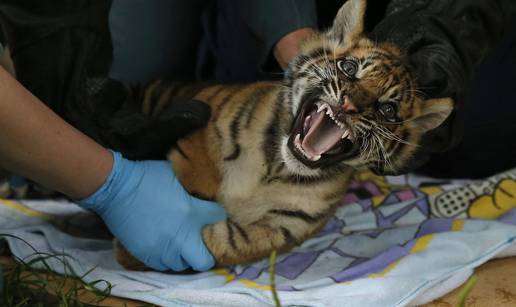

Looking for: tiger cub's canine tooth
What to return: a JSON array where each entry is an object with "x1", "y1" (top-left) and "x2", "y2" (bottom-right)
[
  {"x1": 317, "y1": 102, "x2": 327, "y2": 113},
  {"x1": 341, "y1": 129, "x2": 351, "y2": 139}
]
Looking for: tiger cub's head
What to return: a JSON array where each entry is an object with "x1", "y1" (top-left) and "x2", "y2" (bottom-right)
[{"x1": 282, "y1": 0, "x2": 453, "y2": 176}]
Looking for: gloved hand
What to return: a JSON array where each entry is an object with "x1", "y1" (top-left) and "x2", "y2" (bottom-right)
[
  {"x1": 368, "y1": 0, "x2": 516, "y2": 173},
  {"x1": 80, "y1": 151, "x2": 225, "y2": 271}
]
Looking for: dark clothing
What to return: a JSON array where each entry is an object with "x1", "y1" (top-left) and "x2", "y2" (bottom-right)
[
  {"x1": 0, "y1": 0, "x2": 515, "y2": 177},
  {"x1": 197, "y1": 0, "x2": 317, "y2": 83},
  {"x1": 107, "y1": 0, "x2": 317, "y2": 83},
  {"x1": 0, "y1": 0, "x2": 113, "y2": 103},
  {"x1": 368, "y1": 0, "x2": 516, "y2": 177},
  {"x1": 108, "y1": 0, "x2": 206, "y2": 83},
  {"x1": 418, "y1": 21, "x2": 516, "y2": 178}
]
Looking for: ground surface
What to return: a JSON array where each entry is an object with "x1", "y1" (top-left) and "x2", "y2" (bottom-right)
[{"x1": 2, "y1": 255, "x2": 516, "y2": 306}]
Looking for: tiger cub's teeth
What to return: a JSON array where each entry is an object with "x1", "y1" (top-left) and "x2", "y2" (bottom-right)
[
  {"x1": 294, "y1": 133, "x2": 321, "y2": 161},
  {"x1": 341, "y1": 129, "x2": 351, "y2": 139},
  {"x1": 317, "y1": 102, "x2": 334, "y2": 117}
]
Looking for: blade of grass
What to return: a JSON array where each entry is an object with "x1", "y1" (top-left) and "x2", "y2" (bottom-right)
[
  {"x1": 1, "y1": 233, "x2": 115, "y2": 306},
  {"x1": 269, "y1": 250, "x2": 282, "y2": 307},
  {"x1": 456, "y1": 275, "x2": 478, "y2": 307}
]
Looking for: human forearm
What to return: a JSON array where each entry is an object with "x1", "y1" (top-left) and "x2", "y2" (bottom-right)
[{"x1": 0, "y1": 66, "x2": 112, "y2": 198}]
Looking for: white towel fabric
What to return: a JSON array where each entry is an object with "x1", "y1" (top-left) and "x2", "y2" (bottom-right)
[{"x1": 2, "y1": 168, "x2": 516, "y2": 307}]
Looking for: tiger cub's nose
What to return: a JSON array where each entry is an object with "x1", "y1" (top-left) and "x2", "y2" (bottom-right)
[{"x1": 342, "y1": 95, "x2": 358, "y2": 113}]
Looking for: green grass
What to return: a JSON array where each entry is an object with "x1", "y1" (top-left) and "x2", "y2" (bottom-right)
[
  {"x1": 269, "y1": 250, "x2": 282, "y2": 307},
  {"x1": 0, "y1": 233, "x2": 115, "y2": 307},
  {"x1": 455, "y1": 275, "x2": 478, "y2": 307}
]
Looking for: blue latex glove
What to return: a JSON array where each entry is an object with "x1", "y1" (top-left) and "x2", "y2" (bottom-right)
[{"x1": 80, "y1": 151, "x2": 225, "y2": 271}]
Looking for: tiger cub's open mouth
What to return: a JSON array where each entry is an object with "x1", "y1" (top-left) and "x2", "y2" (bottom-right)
[{"x1": 288, "y1": 100, "x2": 360, "y2": 168}]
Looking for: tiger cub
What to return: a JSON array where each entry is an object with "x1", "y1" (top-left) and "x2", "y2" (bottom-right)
[{"x1": 116, "y1": 0, "x2": 453, "y2": 269}]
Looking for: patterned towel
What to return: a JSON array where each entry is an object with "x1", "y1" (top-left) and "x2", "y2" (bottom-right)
[{"x1": 1, "y1": 169, "x2": 516, "y2": 306}]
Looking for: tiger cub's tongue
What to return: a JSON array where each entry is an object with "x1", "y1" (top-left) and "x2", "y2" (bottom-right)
[{"x1": 302, "y1": 111, "x2": 345, "y2": 157}]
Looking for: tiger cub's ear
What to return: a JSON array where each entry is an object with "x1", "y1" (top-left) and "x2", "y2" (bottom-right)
[
  {"x1": 410, "y1": 98, "x2": 454, "y2": 132},
  {"x1": 329, "y1": 0, "x2": 367, "y2": 44}
]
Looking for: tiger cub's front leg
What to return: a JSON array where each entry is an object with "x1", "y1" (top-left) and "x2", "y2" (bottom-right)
[
  {"x1": 203, "y1": 210, "x2": 332, "y2": 266},
  {"x1": 115, "y1": 213, "x2": 329, "y2": 269}
]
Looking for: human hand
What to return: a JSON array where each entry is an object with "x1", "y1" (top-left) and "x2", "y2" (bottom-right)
[
  {"x1": 80, "y1": 151, "x2": 225, "y2": 271},
  {"x1": 370, "y1": 11, "x2": 466, "y2": 100},
  {"x1": 369, "y1": 9, "x2": 464, "y2": 167},
  {"x1": 274, "y1": 27, "x2": 315, "y2": 69}
]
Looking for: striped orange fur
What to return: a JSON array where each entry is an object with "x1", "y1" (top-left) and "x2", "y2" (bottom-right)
[{"x1": 115, "y1": 0, "x2": 453, "y2": 269}]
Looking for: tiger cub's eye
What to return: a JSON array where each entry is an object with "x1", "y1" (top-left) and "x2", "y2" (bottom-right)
[
  {"x1": 337, "y1": 59, "x2": 358, "y2": 78},
  {"x1": 378, "y1": 102, "x2": 397, "y2": 121}
]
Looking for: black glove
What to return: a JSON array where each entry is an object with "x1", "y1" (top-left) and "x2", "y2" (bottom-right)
[
  {"x1": 91, "y1": 79, "x2": 211, "y2": 160},
  {"x1": 368, "y1": 0, "x2": 516, "y2": 171}
]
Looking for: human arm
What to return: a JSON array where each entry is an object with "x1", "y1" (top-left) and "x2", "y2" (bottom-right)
[
  {"x1": 0, "y1": 65, "x2": 112, "y2": 198},
  {"x1": 0, "y1": 66, "x2": 225, "y2": 271},
  {"x1": 274, "y1": 27, "x2": 316, "y2": 69}
]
